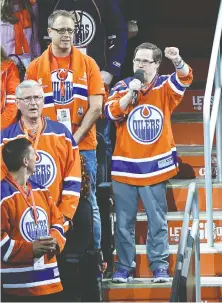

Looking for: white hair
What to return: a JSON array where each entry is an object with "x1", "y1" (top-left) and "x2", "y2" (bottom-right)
[{"x1": 15, "y1": 80, "x2": 44, "y2": 98}]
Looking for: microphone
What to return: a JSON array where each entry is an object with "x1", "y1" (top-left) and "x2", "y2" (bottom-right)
[{"x1": 132, "y1": 69, "x2": 144, "y2": 105}]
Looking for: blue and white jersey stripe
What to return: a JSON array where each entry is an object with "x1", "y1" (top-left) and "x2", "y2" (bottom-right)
[
  {"x1": 104, "y1": 101, "x2": 123, "y2": 121},
  {"x1": 1, "y1": 262, "x2": 60, "y2": 288},
  {"x1": 50, "y1": 224, "x2": 66, "y2": 241},
  {"x1": 44, "y1": 84, "x2": 88, "y2": 107},
  {"x1": 63, "y1": 178, "x2": 81, "y2": 197},
  {"x1": 111, "y1": 148, "x2": 178, "y2": 178},
  {"x1": 168, "y1": 73, "x2": 189, "y2": 95}
]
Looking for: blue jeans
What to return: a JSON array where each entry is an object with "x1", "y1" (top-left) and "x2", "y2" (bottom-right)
[
  {"x1": 112, "y1": 180, "x2": 169, "y2": 272},
  {"x1": 80, "y1": 150, "x2": 101, "y2": 249}
]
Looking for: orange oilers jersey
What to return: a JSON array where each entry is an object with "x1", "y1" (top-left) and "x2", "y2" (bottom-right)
[
  {"x1": 1, "y1": 179, "x2": 65, "y2": 296},
  {"x1": 1, "y1": 60, "x2": 20, "y2": 130},
  {"x1": 1, "y1": 118, "x2": 81, "y2": 219},
  {"x1": 105, "y1": 69, "x2": 193, "y2": 186},
  {"x1": 25, "y1": 45, "x2": 105, "y2": 150}
]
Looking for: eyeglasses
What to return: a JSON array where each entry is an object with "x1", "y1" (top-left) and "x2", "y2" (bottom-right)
[
  {"x1": 16, "y1": 96, "x2": 44, "y2": 103},
  {"x1": 133, "y1": 58, "x2": 155, "y2": 66},
  {"x1": 50, "y1": 27, "x2": 75, "y2": 35}
]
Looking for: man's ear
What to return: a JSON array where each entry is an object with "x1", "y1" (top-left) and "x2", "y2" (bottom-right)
[
  {"x1": 47, "y1": 27, "x2": 52, "y2": 38},
  {"x1": 23, "y1": 156, "x2": 29, "y2": 168},
  {"x1": 15, "y1": 100, "x2": 21, "y2": 110}
]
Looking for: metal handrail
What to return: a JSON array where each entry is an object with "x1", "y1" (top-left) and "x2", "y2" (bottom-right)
[
  {"x1": 170, "y1": 182, "x2": 200, "y2": 302},
  {"x1": 203, "y1": 0, "x2": 222, "y2": 247}
]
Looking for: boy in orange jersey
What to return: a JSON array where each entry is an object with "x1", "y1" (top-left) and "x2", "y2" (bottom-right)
[
  {"x1": 1, "y1": 138, "x2": 65, "y2": 302},
  {"x1": 25, "y1": 10, "x2": 105, "y2": 251},
  {"x1": 1, "y1": 80, "x2": 81, "y2": 226},
  {"x1": 105, "y1": 43, "x2": 193, "y2": 283}
]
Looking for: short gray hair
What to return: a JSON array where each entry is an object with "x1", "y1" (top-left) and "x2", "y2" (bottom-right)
[
  {"x1": 15, "y1": 80, "x2": 44, "y2": 98},
  {"x1": 48, "y1": 10, "x2": 76, "y2": 28}
]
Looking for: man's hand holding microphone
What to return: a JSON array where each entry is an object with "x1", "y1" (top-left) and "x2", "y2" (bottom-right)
[{"x1": 119, "y1": 69, "x2": 144, "y2": 110}]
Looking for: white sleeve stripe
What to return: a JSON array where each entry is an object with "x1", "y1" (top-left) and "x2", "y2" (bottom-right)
[
  {"x1": 64, "y1": 177, "x2": 81, "y2": 182},
  {"x1": 168, "y1": 78, "x2": 184, "y2": 95},
  {"x1": 5, "y1": 100, "x2": 15, "y2": 104},
  {"x1": 62, "y1": 190, "x2": 80, "y2": 197},
  {"x1": 6, "y1": 95, "x2": 16, "y2": 98},
  {"x1": 44, "y1": 103, "x2": 55, "y2": 108},
  {"x1": 0, "y1": 235, "x2": 10, "y2": 247},
  {"x1": 3, "y1": 240, "x2": 15, "y2": 262},
  {"x1": 175, "y1": 73, "x2": 190, "y2": 87}
]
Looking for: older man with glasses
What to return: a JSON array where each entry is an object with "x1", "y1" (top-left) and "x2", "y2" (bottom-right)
[
  {"x1": 1, "y1": 80, "x2": 81, "y2": 226},
  {"x1": 104, "y1": 42, "x2": 193, "y2": 283}
]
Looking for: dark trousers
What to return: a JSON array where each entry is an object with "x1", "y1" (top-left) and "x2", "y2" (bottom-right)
[{"x1": 58, "y1": 198, "x2": 103, "y2": 302}]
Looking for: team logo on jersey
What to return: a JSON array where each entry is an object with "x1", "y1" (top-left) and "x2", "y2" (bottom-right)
[
  {"x1": 20, "y1": 207, "x2": 49, "y2": 241},
  {"x1": 51, "y1": 69, "x2": 74, "y2": 104},
  {"x1": 74, "y1": 11, "x2": 96, "y2": 47},
  {"x1": 127, "y1": 105, "x2": 163, "y2": 145},
  {"x1": 29, "y1": 150, "x2": 56, "y2": 187},
  {"x1": 77, "y1": 106, "x2": 84, "y2": 116}
]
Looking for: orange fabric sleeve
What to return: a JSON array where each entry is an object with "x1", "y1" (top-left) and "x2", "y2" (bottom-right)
[{"x1": 1, "y1": 63, "x2": 20, "y2": 130}]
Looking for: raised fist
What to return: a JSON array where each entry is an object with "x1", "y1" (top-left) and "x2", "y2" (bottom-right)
[{"x1": 164, "y1": 47, "x2": 181, "y2": 64}]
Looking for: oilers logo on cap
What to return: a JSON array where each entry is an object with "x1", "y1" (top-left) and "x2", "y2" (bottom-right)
[
  {"x1": 127, "y1": 105, "x2": 163, "y2": 145},
  {"x1": 29, "y1": 150, "x2": 56, "y2": 188},
  {"x1": 20, "y1": 207, "x2": 49, "y2": 241}
]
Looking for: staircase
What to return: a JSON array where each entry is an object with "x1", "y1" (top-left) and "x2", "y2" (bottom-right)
[{"x1": 101, "y1": 1, "x2": 222, "y2": 301}]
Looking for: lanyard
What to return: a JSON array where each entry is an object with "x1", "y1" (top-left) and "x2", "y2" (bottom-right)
[
  {"x1": 22, "y1": 118, "x2": 43, "y2": 152},
  {"x1": 6, "y1": 175, "x2": 38, "y2": 225},
  {"x1": 51, "y1": 51, "x2": 71, "y2": 98},
  {"x1": 141, "y1": 73, "x2": 159, "y2": 95}
]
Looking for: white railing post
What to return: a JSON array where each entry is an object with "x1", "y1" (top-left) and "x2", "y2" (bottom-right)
[
  {"x1": 216, "y1": 53, "x2": 222, "y2": 181},
  {"x1": 203, "y1": 0, "x2": 222, "y2": 247}
]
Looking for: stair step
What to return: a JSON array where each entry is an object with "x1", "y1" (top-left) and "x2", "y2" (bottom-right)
[
  {"x1": 133, "y1": 211, "x2": 222, "y2": 245},
  {"x1": 176, "y1": 145, "x2": 217, "y2": 179},
  {"x1": 98, "y1": 180, "x2": 222, "y2": 212},
  {"x1": 118, "y1": 210, "x2": 222, "y2": 222},
  {"x1": 144, "y1": 179, "x2": 222, "y2": 212},
  {"x1": 171, "y1": 112, "x2": 213, "y2": 145},
  {"x1": 103, "y1": 277, "x2": 222, "y2": 302},
  {"x1": 113, "y1": 243, "x2": 222, "y2": 278}
]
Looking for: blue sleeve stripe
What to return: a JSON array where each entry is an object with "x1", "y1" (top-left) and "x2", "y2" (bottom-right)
[
  {"x1": 63, "y1": 180, "x2": 81, "y2": 193},
  {"x1": 50, "y1": 225, "x2": 65, "y2": 240},
  {"x1": 169, "y1": 73, "x2": 187, "y2": 93}
]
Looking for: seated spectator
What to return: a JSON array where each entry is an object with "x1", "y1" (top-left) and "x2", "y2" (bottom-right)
[
  {"x1": 1, "y1": 47, "x2": 20, "y2": 130},
  {"x1": 1, "y1": 138, "x2": 65, "y2": 302},
  {"x1": 0, "y1": 0, "x2": 41, "y2": 67},
  {"x1": 1, "y1": 80, "x2": 81, "y2": 227}
]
